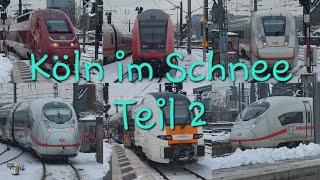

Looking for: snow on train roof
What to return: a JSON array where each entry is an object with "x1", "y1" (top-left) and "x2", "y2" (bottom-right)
[
  {"x1": 137, "y1": 9, "x2": 170, "y2": 21},
  {"x1": 252, "y1": 9, "x2": 294, "y2": 17}
]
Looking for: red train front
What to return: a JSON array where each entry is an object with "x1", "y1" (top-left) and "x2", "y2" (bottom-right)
[
  {"x1": 132, "y1": 9, "x2": 175, "y2": 74},
  {"x1": 7, "y1": 9, "x2": 80, "y2": 71}
]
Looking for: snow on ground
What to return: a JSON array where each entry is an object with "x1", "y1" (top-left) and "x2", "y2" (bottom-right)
[
  {"x1": 189, "y1": 143, "x2": 320, "y2": 172},
  {"x1": 204, "y1": 133, "x2": 230, "y2": 142},
  {"x1": 0, "y1": 143, "x2": 43, "y2": 180},
  {"x1": 69, "y1": 152, "x2": 104, "y2": 180},
  {"x1": 103, "y1": 142, "x2": 112, "y2": 174},
  {"x1": 0, "y1": 143, "x2": 104, "y2": 180},
  {"x1": 0, "y1": 54, "x2": 13, "y2": 83}
]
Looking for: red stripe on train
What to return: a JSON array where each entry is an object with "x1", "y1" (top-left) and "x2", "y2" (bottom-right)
[
  {"x1": 230, "y1": 126, "x2": 313, "y2": 142},
  {"x1": 30, "y1": 134, "x2": 80, "y2": 147}
]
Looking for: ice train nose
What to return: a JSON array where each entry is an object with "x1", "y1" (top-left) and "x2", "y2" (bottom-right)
[
  {"x1": 230, "y1": 128, "x2": 255, "y2": 148},
  {"x1": 46, "y1": 132, "x2": 80, "y2": 156}
]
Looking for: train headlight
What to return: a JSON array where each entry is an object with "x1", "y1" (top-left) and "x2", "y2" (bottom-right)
[
  {"x1": 142, "y1": 44, "x2": 149, "y2": 49},
  {"x1": 284, "y1": 36, "x2": 290, "y2": 47},
  {"x1": 261, "y1": 36, "x2": 268, "y2": 47},
  {"x1": 252, "y1": 124, "x2": 256, "y2": 128},
  {"x1": 70, "y1": 43, "x2": 78, "y2": 47},
  {"x1": 193, "y1": 134, "x2": 203, "y2": 139},
  {"x1": 50, "y1": 43, "x2": 59, "y2": 48},
  {"x1": 47, "y1": 128, "x2": 53, "y2": 133}
]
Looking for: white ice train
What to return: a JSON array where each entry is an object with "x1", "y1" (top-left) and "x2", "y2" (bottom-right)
[
  {"x1": 0, "y1": 98, "x2": 80, "y2": 158},
  {"x1": 229, "y1": 9, "x2": 299, "y2": 69},
  {"x1": 109, "y1": 92, "x2": 205, "y2": 164},
  {"x1": 230, "y1": 97, "x2": 313, "y2": 149}
]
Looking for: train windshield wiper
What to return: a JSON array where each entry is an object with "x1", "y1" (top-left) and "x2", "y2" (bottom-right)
[{"x1": 56, "y1": 113, "x2": 64, "y2": 124}]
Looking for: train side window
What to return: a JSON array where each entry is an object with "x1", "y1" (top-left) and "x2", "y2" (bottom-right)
[
  {"x1": 27, "y1": 113, "x2": 34, "y2": 128},
  {"x1": 0, "y1": 117, "x2": 6, "y2": 126},
  {"x1": 278, "y1": 112, "x2": 303, "y2": 126},
  {"x1": 307, "y1": 111, "x2": 311, "y2": 123}
]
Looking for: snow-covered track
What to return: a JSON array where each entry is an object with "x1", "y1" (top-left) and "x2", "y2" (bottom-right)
[
  {"x1": 0, "y1": 149, "x2": 24, "y2": 166},
  {"x1": 0, "y1": 144, "x2": 9, "y2": 156},
  {"x1": 151, "y1": 164, "x2": 207, "y2": 180},
  {"x1": 41, "y1": 159, "x2": 81, "y2": 180}
]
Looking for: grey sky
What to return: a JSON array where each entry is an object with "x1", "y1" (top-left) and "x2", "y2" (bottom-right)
[{"x1": 105, "y1": 0, "x2": 302, "y2": 32}]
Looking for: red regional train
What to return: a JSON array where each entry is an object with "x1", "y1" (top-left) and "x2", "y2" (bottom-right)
[
  {"x1": 6, "y1": 9, "x2": 80, "y2": 70},
  {"x1": 103, "y1": 24, "x2": 132, "y2": 65},
  {"x1": 132, "y1": 9, "x2": 176, "y2": 75}
]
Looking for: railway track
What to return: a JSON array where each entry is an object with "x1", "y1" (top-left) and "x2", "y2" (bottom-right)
[
  {"x1": 0, "y1": 144, "x2": 9, "y2": 156},
  {"x1": 41, "y1": 159, "x2": 81, "y2": 180},
  {"x1": 151, "y1": 164, "x2": 207, "y2": 180},
  {"x1": 0, "y1": 145, "x2": 24, "y2": 166}
]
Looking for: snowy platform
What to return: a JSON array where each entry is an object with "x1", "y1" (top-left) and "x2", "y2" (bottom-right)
[
  {"x1": 213, "y1": 155, "x2": 320, "y2": 180},
  {"x1": 111, "y1": 145, "x2": 156, "y2": 180}
]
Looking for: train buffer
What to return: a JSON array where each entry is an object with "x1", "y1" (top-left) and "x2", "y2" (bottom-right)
[{"x1": 111, "y1": 145, "x2": 157, "y2": 180}]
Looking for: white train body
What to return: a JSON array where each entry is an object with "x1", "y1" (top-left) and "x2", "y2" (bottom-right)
[
  {"x1": 0, "y1": 98, "x2": 80, "y2": 158},
  {"x1": 230, "y1": 97, "x2": 313, "y2": 149},
  {"x1": 229, "y1": 9, "x2": 299, "y2": 69},
  {"x1": 110, "y1": 92, "x2": 205, "y2": 164}
]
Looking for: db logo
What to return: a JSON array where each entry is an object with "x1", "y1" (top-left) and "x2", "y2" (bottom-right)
[
  {"x1": 237, "y1": 133, "x2": 242, "y2": 136},
  {"x1": 59, "y1": 139, "x2": 65, "y2": 143}
]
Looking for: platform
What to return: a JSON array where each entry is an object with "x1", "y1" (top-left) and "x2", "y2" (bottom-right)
[
  {"x1": 213, "y1": 155, "x2": 320, "y2": 180},
  {"x1": 111, "y1": 144, "x2": 157, "y2": 180}
]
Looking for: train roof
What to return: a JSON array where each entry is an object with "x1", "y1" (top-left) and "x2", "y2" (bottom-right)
[
  {"x1": 257, "y1": 96, "x2": 312, "y2": 105},
  {"x1": 103, "y1": 23, "x2": 132, "y2": 37},
  {"x1": 148, "y1": 92, "x2": 191, "y2": 103},
  {"x1": 252, "y1": 9, "x2": 293, "y2": 18},
  {"x1": 137, "y1": 9, "x2": 170, "y2": 21}
]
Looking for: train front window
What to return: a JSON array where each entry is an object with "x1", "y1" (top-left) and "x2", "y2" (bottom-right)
[
  {"x1": 240, "y1": 101, "x2": 270, "y2": 121},
  {"x1": 162, "y1": 106, "x2": 192, "y2": 126},
  {"x1": 43, "y1": 102, "x2": 72, "y2": 123},
  {"x1": 139, "y1": 21, "x2": 168, "y2": 49},
  {"x1": 262, "y1": 17, "x2": 286, "y2": 36},
  {"x1": 46, "y1": 20, "x2": 71, "y2": 33}
]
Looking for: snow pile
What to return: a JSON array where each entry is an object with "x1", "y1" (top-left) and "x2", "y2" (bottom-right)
[
  {"x1": 201, "y1": 143, "x2": 320, "y2": 170},
  {"x1": 0, "y1": 55, "x2": 13, "y2": 83},
  {"x1": 103, "y1": 143, "x2": 112, "y2": 174},
  {"x1": 204, "y1": 133, "x2": 230, "y2": 142},
  {"x1": 79, "y1": 112, "x2": 103, "y2": 121},
  {"x1": 175, "y1": 49, "x2": 209, "y2": 83}
]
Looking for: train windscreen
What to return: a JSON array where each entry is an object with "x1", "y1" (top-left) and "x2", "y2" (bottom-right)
[
  {"x1": 139, "y1": 20, "x2": 168, "y2": 52},
  {"x1": 240, "y1": 101, "x2": 270, "y2": 121},
  {"x1": 162, "y1": 106, "x2": 192, "y2": 126},
  {"x1": 43, "y1": 102, "x2": 72, "y2": 124},
  {"x1": 46, "y1": 20, "x2": 71, "y2": 34},
  {"x1": 262, "y1": 17, "x2": 286, "y2": 36}
]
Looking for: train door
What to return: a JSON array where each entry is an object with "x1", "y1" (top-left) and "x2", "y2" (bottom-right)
[
  {"x1": 303, "y1": 101, "x2": 313, "y2": 139},
  {"x1": 124, "y1": 118, "x2": 135, "y2": 147},
  {"x1": 110, "y1": 25, "x2": 118, "y2": 61}
]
